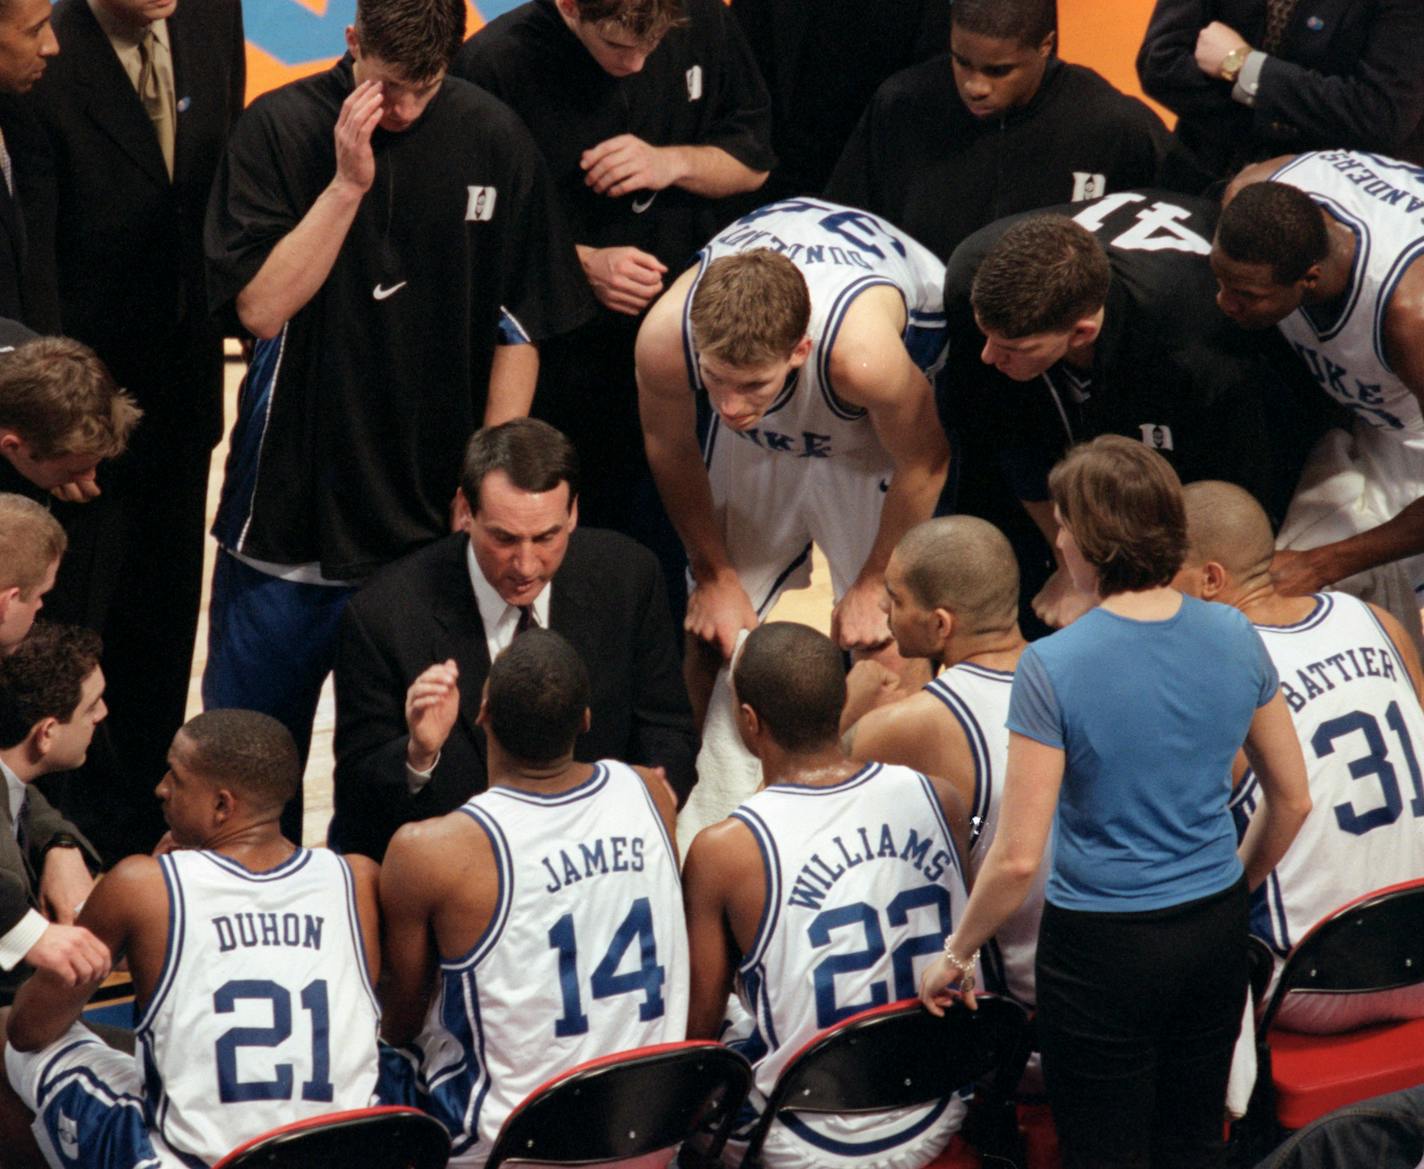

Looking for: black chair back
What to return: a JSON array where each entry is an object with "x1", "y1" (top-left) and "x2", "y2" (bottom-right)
[
  {"x1": 486, "y1": 1041, "x2": 753, "y2": 1169},
  {"x1": 740, "y1": 996, "x2": 1029, "y2": 1168},
  {"x1": 214, "y1": 1106, "x2": 451, "y2": 1169}
]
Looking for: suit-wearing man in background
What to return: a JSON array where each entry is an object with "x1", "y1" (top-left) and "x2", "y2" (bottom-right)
[
  {"x1": 1137, "y1": 0, "x2": 1424, "y2": 182},
  {"x1": 0, "y1": 624, "x2": 109, "y2": 1169},
  {"x1": 0, "y1": 0, "x2": 60, "y2": 331},
  {"x1": 332, "y1": 419, "x2": 696, "y2": 861},
  {"x1": 24, "y1": 0, "x2": 245, "y2": 862}
]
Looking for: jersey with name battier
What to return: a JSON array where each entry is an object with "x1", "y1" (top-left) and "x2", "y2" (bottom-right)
[
  {"x1": 1268, "y1": 151, "x2": 1424, "y2": 440},
  {"x1": 729, "y1": 763, "x2": 969, "y2": 1167},
  {"x1": 926, "y1": 663, "x2": 1047, "y2": 1008},
  {"x1": 683, "y1": 198, "x2": 947, "y2": 465},
  {"x1": 1231, "y1": 593, "x2": 1424, "y2": 960},
  {"x1": 135, "y1": 848, "x2": 380, "y2": 1165},
  {"x1": 414, "y1": 761, "x2": 688, "y2": 1164}
]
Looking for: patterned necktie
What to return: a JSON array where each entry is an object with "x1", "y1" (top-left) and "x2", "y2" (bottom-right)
[
  {"x1": 515, "y1": 605, "x2": 537, "y2": 634},
  {"x1": 14, "y1": 788, "x2": 36, "y2": 895},
  {"x1": 137, "y1": 28, "x2": 175, "y2": 178},
  {"x1": 1262, "y1": 0, "x2": 1302, "y2": 54}
]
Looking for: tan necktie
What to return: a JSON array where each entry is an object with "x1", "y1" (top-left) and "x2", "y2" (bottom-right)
[
  {"x1": 137, "y1": 27, "x2": 175, "y2": 178},
  {"x1": 1261, "y1": 0, "x2": 1301, "y2": 54}
]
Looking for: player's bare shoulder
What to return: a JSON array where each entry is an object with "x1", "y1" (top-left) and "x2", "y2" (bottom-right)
[
  {"x1": 826, "y1": 283, "x2": 917, "y2": 409},
  {"x1": 636, "y1": 266, "x2": 701, "y2": 396},
  {"x1": 1223, "y1": 155, "x2": 1299, "y2": 204}
]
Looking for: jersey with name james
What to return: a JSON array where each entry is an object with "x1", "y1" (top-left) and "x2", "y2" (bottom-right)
[
  {"x1": 1231, "y1": 593, "x2": 1424, "y2": 957},
  {"x1": 729, "y1": 763, "x2": 969, "y2": 1164},
  {"x1": 1268, "y1": 151, "x2": 1424, "y2": 440},
  {"x1": 683, "y1": 198, "x2": 947, "y2": 464},
  {"x1": 414, "y1": 761, "x2": 688, "y2": 1163},
  {"x1": 926, "y1": 662, "x2": 1046, "y2": 1007},
  {"x1": 135, "y1": 848, "x2": 380, "y2": 1166}
]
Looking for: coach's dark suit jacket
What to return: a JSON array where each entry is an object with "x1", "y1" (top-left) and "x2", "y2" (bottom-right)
[
  {"x1": 19, "y1": 0, "x2": 244, "y2": 862},
  {"x1": 1, "y1": 779, "x2": 99, "y2": 1005},
  {"x1": 1137, "y1": 0, "x2": 1424, "y2": 179},
  {"x1": 332, "y1": 529, "x2": 698, "y2": 861},
  {"x1": 0, "y1": 95, "x2": 58, "y2": 331}
]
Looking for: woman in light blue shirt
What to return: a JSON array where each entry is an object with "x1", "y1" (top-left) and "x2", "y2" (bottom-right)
[{"x1": 921, "y1": 436, "x2": 1310, "y2": 1169}]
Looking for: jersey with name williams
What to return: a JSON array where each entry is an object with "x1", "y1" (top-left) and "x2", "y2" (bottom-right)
[
  {"x1": 684, "y1": 198, "x2": 947, "y2": 465},
  {"x1": 135, "y1": 848, "x2": 380, "y2": 1166},
  {"x1": 410, "y1": 761, "x2": 688, "y2": 1163},
  {"x1": 1230, "y1": 592, "x2": 1424, "y2": 959},
  {"x1": 728, "y1": 763, "x2": 969, "y2": 1166},
  {"x1": 1268, "y1": 150, "x2": 1424, "y2": 442},
  {"x1": 206, "y1": 58, "x2": 592, "y2": 579}
]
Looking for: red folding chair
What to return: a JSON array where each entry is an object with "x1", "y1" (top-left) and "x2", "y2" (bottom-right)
[
  {"x1": 213, "y1": 1105, "x2": 450, "y2": 1169},
  {"x1": 485, "y1": 1040, "x2": 752, "y2": 1169},
  {"x1": 738, "y1": 996, "x2": 1030, "y2": 1169},
  {"x1": 1241, "y1": 878, "x2": 1424, "y2": 1148}
]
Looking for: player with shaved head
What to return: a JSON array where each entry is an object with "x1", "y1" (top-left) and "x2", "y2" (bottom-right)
[
  {"x1": 841, "y1": 516, "x2": 1046, "y2": 1012},
  {"x1": 1179, "y1": 480, "x2": 1424, "y2": 1032}
]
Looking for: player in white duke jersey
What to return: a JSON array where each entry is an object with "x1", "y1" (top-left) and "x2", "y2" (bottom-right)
[
  {"x1": 1178, "y1": 481, "x2": 1424, "y2": 1033},
  {"x1": 684, "y1": 623, "x2": 973, "y2": 1169},
  {"x1": 4, "y1": 710, "x2": 381, "y2": 1169},
  {"x1": 1212, "y1": 153, "x2": 1424, "y2": 646},
  {"x1": 378, "y1": 629, "x2": 687, "y2": 1168},
  {"x1": 636, "y1": 198, "x2": 951, "y2": 723},
  {"x1": 840, "y1": 516, "x2": 1047, "y2": 1015}
]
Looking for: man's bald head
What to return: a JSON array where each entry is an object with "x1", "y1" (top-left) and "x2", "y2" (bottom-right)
[
  {"x1": 1181, "y1": 481, "x2": 1276, "y2": 582},
  {"x1": 896, "y1": 516, "x2": 1020, "y2": 633}
]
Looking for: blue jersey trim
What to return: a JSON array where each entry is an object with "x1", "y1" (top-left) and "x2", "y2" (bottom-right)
[
  {"x1": 1373, "y1": 237, "x2": 1424, "y2": 373},
  {"x1": 913, "y1": 770, "x2": 966, "y2": 888},
  {"x1": 1253, "y1": 594, "x2": 1333, "y2": 635},
  {"x1": 925, "y1": 677, "x2": 996, "y2": 834},
  {"x1": 682, "y1": 251, "x2": 714, "y2": 395},
  {"x1": 817, "y1": 276, "x2": 896, "y2": 421},
  {"x1": 1297, "y1": 198, "x2": 1369, "y2": 342},
  {"x1": 625, "y1": 763, "x2": 681, "y2": 881},
  {"x1": 443, "y1": 805, "x2": 514, "y2": 972},
  {"x1": 135, "y1": 856, "x2": 185, "y2": 1034},
  {"x1": 496, "y1": 306, "x2": 531, "y2": 345},
  {"x1": 754, "y1": 543, "x2": 812, "y2": 617},
  {"x1": 779, "y1": 1097, "x2": 951, "y2": 1156},
  {"x1": 731, "y1": 807, "x2": 782, "y2": 971},
  {"x1": 213, "y1": 326, "x2": 289, "y2": 554},
  {"x1": 762, "y1": 761, "x2": 882, "y2": 796},
  {"x1": 1359, "y1": 600, "x2": 1417, "y2": 696},
  {"x1": 482, "y1": 764, "x2": 610, "y2": 807},
  {"x1": 337, "y1": 855, "x2": 381, "y2": 1018},
  {"x1": 195, "y1": 846, "x2": 312, "y2": 883}
]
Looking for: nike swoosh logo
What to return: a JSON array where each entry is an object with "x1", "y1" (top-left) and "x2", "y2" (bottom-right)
[
  {"x1": 372, "y1": 281, "x2": 408, "y2": 301},
  {"x1": 631, "y1": 192, "x2": 658, "y2": 214}
]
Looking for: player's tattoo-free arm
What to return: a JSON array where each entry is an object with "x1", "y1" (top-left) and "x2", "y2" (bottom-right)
[
  {"x1": 637, "y1": 281, "x2": 757, "y2": 657},
  {"x1": 581, "y1": 136, "x2": 768, "y2": 200},
  {"x1": 235, "y1": 82, "x2": 381, "y2": 340},
  {"x1": 6, "y1": 859, "x2": 161, "y2": 1051},
  {"x1": 378, "y1": 823, "x2": 446, "y2": 1046},
  {"x1": 1238, "y1": 691, "x2": 1312, "y2": 891},
  {"x1": 485, "y1": 343, "x2": 539, "y2": 427},
  {"x1": 682, "y1": 829, "x2": 740, "y2": 1040},
  {"x1": 830, "y1": 293, "x2": 950, "y2": 646}
]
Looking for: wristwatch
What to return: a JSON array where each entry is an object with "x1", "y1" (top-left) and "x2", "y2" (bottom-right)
[
  {"x1": 1219, "y1": 45, "x2": 1250, "y2": 84},
  {"x1": 41, "y1": 832, "x2": 83, "y2": 860}
]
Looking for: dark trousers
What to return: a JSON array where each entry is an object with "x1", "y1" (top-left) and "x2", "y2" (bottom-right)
[{"x1": 1036, "y1": 877, "x2": 1249, "y2": 1169}]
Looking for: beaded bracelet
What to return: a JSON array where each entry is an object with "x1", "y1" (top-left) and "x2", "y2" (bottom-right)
[{"x1": 942, "y1": 934, "x2": 979, "y2": 981}]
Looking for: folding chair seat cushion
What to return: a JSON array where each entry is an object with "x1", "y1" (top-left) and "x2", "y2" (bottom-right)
[{"x1": 1267, "y1": 1017, "x2": 1424, "y2": 1130}]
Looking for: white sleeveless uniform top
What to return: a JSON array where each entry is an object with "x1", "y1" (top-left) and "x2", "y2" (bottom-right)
[
  {"x1": 926, "y1": 663, "x2": 1047, "y2": 1008},
  {"x1": 683, "y1": 198, "x2": 947, "y2": 469},
  {"x1": 1269, "y1": 153, "x2": 1424, "y2": 585},
  {"x1": 1231, "y1": 594, "x2": 1424, "y2": 1026},
  {"x1": 728, "y1": 763, "x2": 969, "y2": 1168},
  {"x1": 136, "y1": 848, "x2": 380, "y2": 1165},
  {"x1": 414, "y1": 762, "x2": 688, "y2": 1165}
]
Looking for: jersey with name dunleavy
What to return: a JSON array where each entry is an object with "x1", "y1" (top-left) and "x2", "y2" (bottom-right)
[
  {"x1": 414, "y1": 761, "x2": 688, "y2": 1163},
  {"x1": 1230, "y1": 593, "x2": 1424, "y2": 958},
  {"x1": 926, "y1": 663, "x2": 1045, "y2": 1007},
  {"x1": 684, "y1": 198, "x2": 947, "y2": 464},
  {"x1": 1268, "y1": 151, "x2": 1424, "y2": 439},
  {"x1": 729, "y1": 763, "x2": 969, "y2": 1167},
  {"x1": 135, "y1": 848, "x2": 380, "y2": 1165}
]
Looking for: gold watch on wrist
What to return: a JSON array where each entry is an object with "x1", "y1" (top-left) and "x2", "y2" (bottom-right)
[{"x1": 1219, "y1": 45, "x2": 1250, "y2": 84}]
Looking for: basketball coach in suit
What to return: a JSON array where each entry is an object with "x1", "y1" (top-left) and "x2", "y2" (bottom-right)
[
  {"x1": 23, "y1": 0, "x2": 244, "y2": 860},
  {"x1": 332, "y1": 419, "x2": 698, "y2": 861}
]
